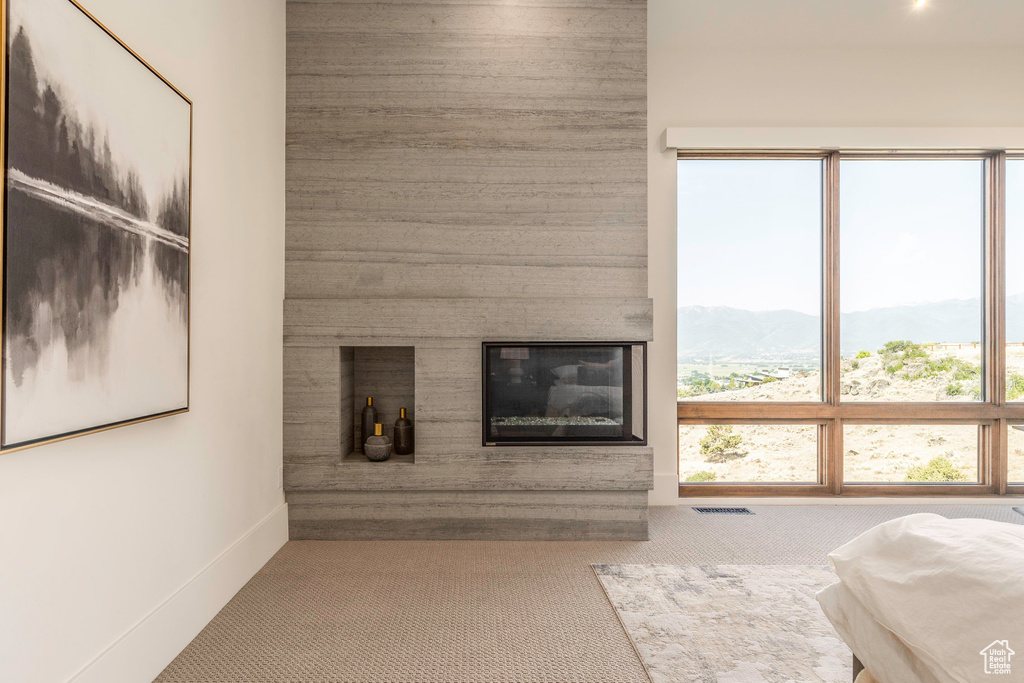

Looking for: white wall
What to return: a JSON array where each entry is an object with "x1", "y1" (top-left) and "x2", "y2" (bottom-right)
[
  {"x1": 648, "y1": 0, "x2": 1024, "y2": 505},
  {"x1": 0, "y1": 1, "x2": 287, "y2": 680}
]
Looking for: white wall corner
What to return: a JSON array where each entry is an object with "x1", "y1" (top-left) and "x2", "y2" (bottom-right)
[
  {"x1": 68, "y1": 503, "x2": 288, "y2": 683},
  {"x1": 649, "y1": 472, "x2": 681, "y2": 506}
]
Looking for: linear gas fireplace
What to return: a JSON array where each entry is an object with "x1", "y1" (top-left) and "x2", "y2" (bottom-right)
[{"x1": 482, "y1": 342, "x2": 647, "y2": 446}]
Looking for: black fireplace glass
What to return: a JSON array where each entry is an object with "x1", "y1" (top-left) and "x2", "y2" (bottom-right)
[{"x1": 483, "y1": 342, "x2": 647, "y2": 445}]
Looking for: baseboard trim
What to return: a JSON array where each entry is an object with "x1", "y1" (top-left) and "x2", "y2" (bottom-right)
[{"x1": 68, "y1": 502, "x2": 289, "y2": 683}]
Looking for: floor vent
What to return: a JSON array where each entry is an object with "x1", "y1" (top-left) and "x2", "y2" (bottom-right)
[{"x1": 692, "y1": 507, "x2": 754, "y2": 515}]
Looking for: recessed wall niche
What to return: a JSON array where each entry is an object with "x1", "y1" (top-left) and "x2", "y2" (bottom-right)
[{"x1": 341, "y1": 346, "x2": 415, "y2": 463}]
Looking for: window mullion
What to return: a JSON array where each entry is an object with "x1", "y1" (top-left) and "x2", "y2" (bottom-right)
[
  {"x1": 823, "y1": 152, "x2": 842, "y2": 492},
  {"x1": 988, "y1": 152, "x2": 1008, "y2": 491},
  {"x1": 986, "y1": 152, "x2": 1006, "y2": 407}
]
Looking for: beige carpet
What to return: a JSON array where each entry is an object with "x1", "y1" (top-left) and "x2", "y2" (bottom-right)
[{"x1": 156, "y1": 505, "x2": 1022, "y2": 682}]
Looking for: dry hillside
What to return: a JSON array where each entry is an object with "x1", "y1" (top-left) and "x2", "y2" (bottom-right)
[{"x1": 679, "y1": 343, "x2": 1024, "y2": 484}]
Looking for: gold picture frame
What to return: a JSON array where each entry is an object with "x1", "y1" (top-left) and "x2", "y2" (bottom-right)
[{"x1": 0, "y1": 0, "x2": 192, "y2": 454}]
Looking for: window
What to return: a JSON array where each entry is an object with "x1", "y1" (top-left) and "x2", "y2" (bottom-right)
[
  {"x1": 678, "y1": 423, "x2": 819, "y2": 484},
  {"x1": 677, "y1": 160, "x2": 822, "y2": 403},
  {"x1": 840, "y1": 160, "x2": 983, "y2": 402},
  {"x1": 678, "y1": 152, "x2": 1024, "y2": 496},
  {"x1": 843, "y1": 424, "x2": 979, "y2": 483}
]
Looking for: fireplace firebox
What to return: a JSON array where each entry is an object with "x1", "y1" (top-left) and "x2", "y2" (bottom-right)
[{"x1": 482, "y1": 342, "x2": 647, "y2": 446}]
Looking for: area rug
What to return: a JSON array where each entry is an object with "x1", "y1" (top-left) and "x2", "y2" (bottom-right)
[{"x1": 592, "y1": 564, "x2": 850, "y2": 683}]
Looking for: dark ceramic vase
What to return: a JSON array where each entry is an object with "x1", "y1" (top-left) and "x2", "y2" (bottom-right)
[
  {"x1": 394, "y1": 407, "x2": 414, "y2": 456},
  {"x1": 364, "y1": 423, "x2": 393, "y2": 462},
  {"x1": 360, "y1": 397, "x2": 378, "y2": 453}
]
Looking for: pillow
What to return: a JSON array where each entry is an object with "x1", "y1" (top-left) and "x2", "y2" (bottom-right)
[
  {"x1": 550, "y1": 364, "x2": 578, "y2": 384},
  {"x1": 828, "y1": 513, "x2": 1024, "y2": 683}
]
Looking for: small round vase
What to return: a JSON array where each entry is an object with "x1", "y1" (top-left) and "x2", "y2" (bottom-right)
[{"x1": 364, "y1": 423, "x2": 393, "y2": 462}]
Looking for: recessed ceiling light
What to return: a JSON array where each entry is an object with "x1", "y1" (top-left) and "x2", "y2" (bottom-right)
[{"x1": 914, "y1": 0, "x2": 927, "y2": 7}]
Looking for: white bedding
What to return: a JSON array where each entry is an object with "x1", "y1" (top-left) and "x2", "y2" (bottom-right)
[
  {"x1": 817, "y1": 581, "x2": 946, "y2": 683},
  {"x1": 826, "y1": 513, "x2": 1024, "y2": 683}
]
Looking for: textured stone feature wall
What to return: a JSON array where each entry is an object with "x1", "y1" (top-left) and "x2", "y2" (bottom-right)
[{"x1": 285, "y1": 0, "x2": 651, "y2": 540}]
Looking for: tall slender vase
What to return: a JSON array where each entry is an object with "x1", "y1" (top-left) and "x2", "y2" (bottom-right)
[
  {"x1": 360, "y1": 397, "x2": 378, "y2": 453},
  {"x1": 394, "y1": 407, "x2": 414, "y2": 456}
]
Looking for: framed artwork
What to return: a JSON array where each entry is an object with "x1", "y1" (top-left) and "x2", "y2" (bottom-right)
[{"x1": 1, "y1": 0, "x2": 191, "y2": 453}]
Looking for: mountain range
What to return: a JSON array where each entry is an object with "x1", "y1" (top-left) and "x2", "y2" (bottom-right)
[{"x1": 678, "y1": 297, "x2": 1024, "y2": 360}]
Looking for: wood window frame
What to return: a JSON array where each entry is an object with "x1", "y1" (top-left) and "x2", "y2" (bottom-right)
[{"x1": 678, "y1": 150, "x2": 1024, "y2": 497}]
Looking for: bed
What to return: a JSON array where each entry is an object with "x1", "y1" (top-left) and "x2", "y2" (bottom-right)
[
  {"x1": 818, "y1": 581, "x2": 946, "y2": 683},
  {"x1": 816, "y1": 513, "x2": 1024, "y2": 683}
]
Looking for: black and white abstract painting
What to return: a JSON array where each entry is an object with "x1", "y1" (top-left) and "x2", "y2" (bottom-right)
[{"x1": 2, "y1": 0, "x2": 191, "y2": 450}]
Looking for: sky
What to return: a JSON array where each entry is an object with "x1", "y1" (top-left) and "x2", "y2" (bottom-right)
[
  {"x1": 678, "y1": 157, "x2": 995, "y2": 315},
  {"x1": 10, "y1": 0, "x2": 191, "y2": 210},
  {"x1": 677, "y1": 159, "x2": 821, "y2": 315}
]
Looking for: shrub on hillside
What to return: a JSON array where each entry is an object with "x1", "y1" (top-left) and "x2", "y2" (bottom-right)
[
  {"x1": 856, "y1": 350, "x2": 871, "y2": 359},
  {"x1": 876, "y1": 340, "x2": 981, "y2": 386},
  {"x1": 904, "y1": 454, "x2": 969, "y2": 482},
  {"x1": 906, "y1": 356, "x2": 979, "y2": 382},
  {"x1": 945, "y1": 383, "x2": 965, "y2": 396},
  {"x1": 952, "y1": 361, "x2": 981, "y2": 382},
  {"x1": 1008, "y1": 373, "x2": 1024, "y2": 401},
  {"x1": 685, "y1": 470, "x2": 717, "y2": 483},
  {"x1": 699, "y1": 425, "x2": 744, "y2": 460},
  {"x1": 880, "y1": 340, "x2": 927, "y2": 358}
]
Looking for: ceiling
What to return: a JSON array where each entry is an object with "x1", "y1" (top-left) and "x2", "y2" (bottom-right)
[{"x1": 649, "y1": 0, "x2": 1024, "y2": 49}]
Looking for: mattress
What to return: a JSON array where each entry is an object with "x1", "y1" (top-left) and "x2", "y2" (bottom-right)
[{"x1": 817, "y1": 581, "x2": 947, "y2": 683}]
